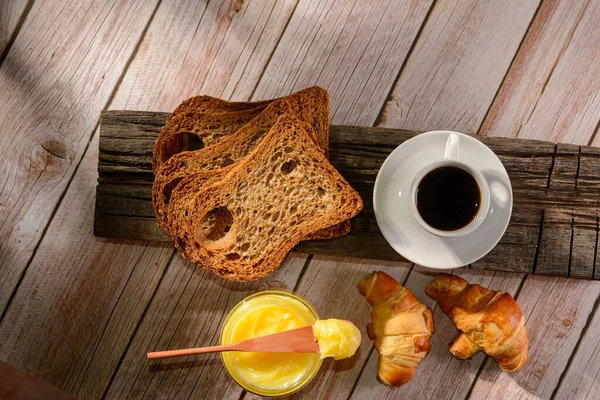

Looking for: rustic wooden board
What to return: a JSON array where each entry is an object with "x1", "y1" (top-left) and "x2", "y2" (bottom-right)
[{"x1": 95, "y1": 110, "x2": 600, "y2": 279}]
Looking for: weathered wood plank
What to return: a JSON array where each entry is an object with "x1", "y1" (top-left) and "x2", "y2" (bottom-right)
[
  {"x1": 378, "y1": 0, "x2": 540, "y2": 133},
  {"x1": 506, "y1": 0, "x2": 600, "y2": 146},
  {"x1": 112, "y1": 0, "x2": 297, "y2": 109},
  {"x1": 252, "y1": 0, "x2": 435, "y2": 126},
  {"x1": 0, "y1": 0, "x2": 300, "y2": 398},
  {"x1": 105, "y1": 253, "x2": 306, "y2": 399},
  {"x1": 0, "y1": 0, "x2": 160, "y2": 316},
  {"x1": 468, "y1": 277, "x2": 600, "y2": 400},
  {"x1": 0, "y1": 0, "x2": 29, "y2": 54},
  {"x1": 351, "y1": 267, "x2": 523, "y2": 400},
  {"x1": 95, "y1": 114, "x2": 600, "y2": 278},
  {"x1": 480, "y1": 0, "x2": 592, "y2": 139},
  {"x1": 553, "y1": 295, "x2": 600, "y2": 399},
  {"x1": 0, "y1": 135, "x2": 174, "y2": 398}
]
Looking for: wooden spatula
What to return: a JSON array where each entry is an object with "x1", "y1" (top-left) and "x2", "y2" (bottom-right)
[{"x1": 147, "y1": 325, "x2": 318, "y2": 360}]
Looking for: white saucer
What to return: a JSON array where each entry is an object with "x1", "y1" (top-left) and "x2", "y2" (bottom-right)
[{"x1": 373, "y1": 131, "x2": 513, "y2": 269}]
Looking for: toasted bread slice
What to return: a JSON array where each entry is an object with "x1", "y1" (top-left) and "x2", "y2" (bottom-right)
[
  {"x1": 152, "y1": 86, "x2": 330, "y2": 172},
  {"x1": 172, "y1": 95, "x2": 271, "y2": 116},
  {"x1": 176, "y1": 115, "x2": 362, "y2": 281},
  {"x1": 154, "y1": 100, "x2": 347, "y2": 241},
  {"x1": 153, "y1": 99, "x2": 297, "y2": 232}
]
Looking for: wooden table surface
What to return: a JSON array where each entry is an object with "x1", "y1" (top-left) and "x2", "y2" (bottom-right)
[{"x1": 1, "y1": 1, "x2": 600, "y2": 399}]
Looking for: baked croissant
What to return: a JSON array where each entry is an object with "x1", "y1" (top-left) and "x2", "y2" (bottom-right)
[
  {"x1": 358, "y1": 271, "x2": 434, "y2": 387},
  {"x1": 425, "y1": 274, "x2": 528, "y2": 372}
]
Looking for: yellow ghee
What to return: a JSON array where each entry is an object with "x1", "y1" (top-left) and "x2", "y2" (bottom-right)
[
  {"x1": 220, "y1": 291, "x2": 322, "y2": 396},
  {"x1": 312, "y1": 319, "x2": 361, "y2": 360}
]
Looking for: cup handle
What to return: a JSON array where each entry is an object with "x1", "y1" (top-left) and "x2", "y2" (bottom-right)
[{"x1": 444, "y1": 132, "x2": 460, "y2": 160}]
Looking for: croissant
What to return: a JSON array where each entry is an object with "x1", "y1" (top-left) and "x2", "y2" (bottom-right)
[
  {"x1": 357, "y1": 271, "x2": 434, "y2": 387},
  {"x1": 425, "y1": 274, "x2": 528, "y2": 372}
]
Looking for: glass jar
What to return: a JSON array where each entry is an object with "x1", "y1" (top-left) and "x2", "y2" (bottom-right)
[{"x1": 220, "y1": 290, "x2": 322, "y2": 397}]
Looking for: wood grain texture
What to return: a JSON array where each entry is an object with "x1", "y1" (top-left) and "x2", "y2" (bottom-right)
[
  {"x1": 480, "y1": 0, "x2": 592, "y2": 139},
  {"x1": 0, "y1": 135, "x2": 174, "y2": 399},
  {"x1": 554, "y1": 295, "x2": 600, "y2": 399},
  {"x1": 105, "y1": 253, "x2": 306, "y2": 399},
  {"x1": 0, "y1": 0, "x2": 29, "y2": 54},
  {"x1": 0, "y1": 0, "x2": 159, "y2": 315},
  {"x1": 95, "y1": 114, "x2": 600, "y2": 279},
  {"x1": 112, "y1": 0, "x2": 297, "y2": 110},
  {"x1": 378, "y1": 0, "x2": 540, "y2": 133},
  {"x1": 469, "y1": 277, "x2": 600, "y2": 400},
  {"x1": 252, "y1": 0, "x2": 434, "y2": 126},
  {"x1": 487, "y1": 0, "x2": 600, "y2": 145}
]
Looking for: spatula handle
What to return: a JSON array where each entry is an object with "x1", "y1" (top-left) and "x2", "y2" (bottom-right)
[{"x1": 147, "y1": 344, "x2": 236, "y2": 360}]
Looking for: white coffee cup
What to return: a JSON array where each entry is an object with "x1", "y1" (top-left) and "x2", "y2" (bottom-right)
[{"x1": 408, "y1": 132, "x2": 491, "y2": 238}]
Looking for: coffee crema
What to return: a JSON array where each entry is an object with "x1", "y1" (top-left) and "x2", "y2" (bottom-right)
[{"x1": 416, "y1": 166, "x2": 481, "y2": 231}]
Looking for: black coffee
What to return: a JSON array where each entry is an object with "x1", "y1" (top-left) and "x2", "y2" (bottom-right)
[{"x1": 416, "y1": 166, "x2": 480, "y2": 231}]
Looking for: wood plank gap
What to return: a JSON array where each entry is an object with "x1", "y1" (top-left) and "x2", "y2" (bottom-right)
[
  {"x1": 372, "y1": 0, "x2": 437, "y2": 127},
  {"x1": 594, "y1": 217, "x2": 599, "y2": 280},
  {"x1": 589, "y1": 117, "x2": 600, "y2": 146},
  {"x1": 100, "y1": 249, "x2": 176, "y2": 400},
  {"x1": 546, "y1": 144, "x2": 558, "y2": 191},
  {"x1": 464, "y1": 357, "x2": 490, "y2": 400},
  {"x1": 292, "y1": 254, "x2": 313, "y2": 292},
  {"x1": 532, "y1": 211, "x2": 545, "y2": 275},
  {"x1": 568, "y1": 217, "x2": 574, "y2": 277},
  {"x1": 550, "y1": 292, "x2": 600, "y2": 399},
  {"x1": 346, "y1": 344, "x2": 376, "y2": 400},
  {"x1": 248, "y1": 0, "x2": 301, "y2": 101},
  {"x1": 0, "y1": 0, "x2": 34, "y2": 66},
  {"x1": 475, "y1": 0, "x2": 544, "y2": 134},
  {"x1": 575, "y1": 146, "x2": 581, "y2": 188}
]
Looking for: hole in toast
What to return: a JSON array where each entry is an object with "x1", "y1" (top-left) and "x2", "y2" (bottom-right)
[
  {"x1": 240, "y1": 243, "x2": 250, "y2": 252},
  {"x1": 187, "y1": 135, "x2": 205, "y2": 151},
  {"x1": 271, "y1": 211, "x2": 280, "y2": 222},
  {"x1": 280, "y1": 160, "x2": 296, "y2": 175},
  {"x1": 317, "y1": 187, "x2": 326, "y2": 197},
  {"x1": 199, "y1": 206, "x2": 234, "y2": 241},
  {"x1": 226, "y1": 253, "x2": 240, "y2": 261},
  {"x1": 221, "y1": 156, "x2": 234, "y2": 167},
  {"x1": 162, "y1": 177, "x2": 184, "y2": 206}
]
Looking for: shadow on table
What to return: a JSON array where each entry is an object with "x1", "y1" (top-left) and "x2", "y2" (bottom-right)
[{"x1": 148, "y1": 357, "x2": 221, "y2": 373}]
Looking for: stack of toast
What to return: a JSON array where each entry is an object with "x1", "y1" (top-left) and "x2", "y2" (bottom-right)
[{"x1": 152, "y1": 87, "x2": 363, "y2": 281}]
